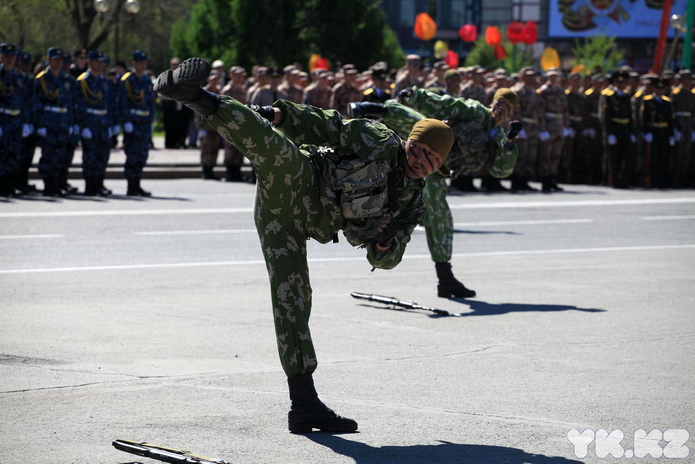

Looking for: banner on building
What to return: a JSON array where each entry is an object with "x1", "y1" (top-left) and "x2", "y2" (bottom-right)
[{"x1": 548, "y1": 0, "x2": 686, "y2": 38}]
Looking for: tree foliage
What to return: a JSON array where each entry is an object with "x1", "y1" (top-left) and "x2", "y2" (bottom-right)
[
  {"x1": 571, "y1": 34, "x2": 624, "y2": 75},
  {"x1": 171, "y1": 0, "x2": 404, "y2": 71}
]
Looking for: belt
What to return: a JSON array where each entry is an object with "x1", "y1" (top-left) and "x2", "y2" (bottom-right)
[
  {"x1": 569, "y1": 115, "x2": 583, "y2": 122},
  {"x1": 521, "y1": 117, "x2": 538, "y2": 124},
  {"x1": 44, "y1": 106, "x2": 68, "y2": 113},
  {"x1": 674, "y1": 111, "x2": 692, "y2": 117},
  {"x1": 86, "y1": 108, "x2": 107, "y2": 116},
  {"x1": 545, "y1": 112, "x2": 563, "y2": 119},
  {"x1": 0, "y1": 108, "x2": 21, "y2": 116},
  {"x1": 611, "y1": 117, "x2": 629, "y2": 124},
  {"x1": 129, "y1": 109, "x2": 150, "y2": 117},
  {"x1": 648, "y1": 122, "x2": 669, "y2": 128}
]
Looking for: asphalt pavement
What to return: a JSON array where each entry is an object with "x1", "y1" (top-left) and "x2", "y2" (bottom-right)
[{"x1": 1, "y1": 171, "x2": 694, "y2": 463}]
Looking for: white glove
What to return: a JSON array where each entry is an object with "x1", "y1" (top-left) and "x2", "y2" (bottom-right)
[
  {"x1": 674, "y1": 129, "x2": 682, "y2": 141},
  {"x1": 37, "y1": 127, "x2": 47, "y2": 137},
  {"x1": 198, "y1": 129, "x2": 207, "y2": 138},
  {"x1": 123, "y1": 122, "x2": 134, "y2": 133},
  {"x1": 562, "y1": 128, "x2": 571, "y2": 138},
  {"x1": 644, "y1": 132, "x2": 653, "y2": 143},
  {"x1": 568, "y1": 128, "x2": 576, "y2": 138},
  {"x1": 81, "y1": 128, "x2": 93, "y2": 139},
  {"x1": 0, "y1": 127, "x2": 3, "y2": 137},
  {"x1": 669, "y1": 136, "x2": 676, "y2": 146},
  {"x1": 589, "y1": 128, "x2": 597, "y2": 138},
  {"x1": 607, "y1": 134, "x2": 617, "y2": 145},
  {"x1": 517, "y1": 129, "x2": 527, "y2": 139},
  {"x1": 22, "y1": 124, "x2": 32, "y2": 138},
  {"x1": 630, "y1": 134, "x2": 636, "y2": 143},
  {"x1": 71, "y1": 124, "x2": 79, "y2": 135},
  {"x1": 112, "y1": 125, "x2": 120, "y2": 136},
  {"x1": 539, "y1": 131, "x2": 550, "y2": 141}
]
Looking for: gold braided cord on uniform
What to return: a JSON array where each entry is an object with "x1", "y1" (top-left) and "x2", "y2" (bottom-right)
[
  {"x1": 78, "y1": 72, "x2": 103, "y2": 104},
  {"x1": 36, "y1": 70, "x2": 60, "y2": 100},
  {"x1": 121, "y1": 72, "x2": 144, "y2": 105}
]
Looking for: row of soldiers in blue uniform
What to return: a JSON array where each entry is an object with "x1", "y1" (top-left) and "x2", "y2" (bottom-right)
[{"x1": 0, "y1": 44, "x2": 155, "y2": 197}]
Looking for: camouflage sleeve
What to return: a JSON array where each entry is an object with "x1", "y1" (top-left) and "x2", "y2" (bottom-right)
[
  {"x1": 382, "y1": 100, "x2": 427, "y2": 138},
  {"x1": 488, "y1": 130, "x2": 518, "y2": 178},
  {"x1": 273, "y1": 99, "x2": 401, "y2": 162},
  {"x1": 405, "y1": 87, "x2": 488, "y2": 120},
  {"x1": 365, "y1": 227, "x2": 412, "y2": 270}
]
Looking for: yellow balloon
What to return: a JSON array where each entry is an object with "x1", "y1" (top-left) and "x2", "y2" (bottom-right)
[
  {"x1": 540, "y1": 47, "x2": 561, "y2": 71},
  {"x1": 434, "y1": 40, "x2": 448, "y2": 59}
]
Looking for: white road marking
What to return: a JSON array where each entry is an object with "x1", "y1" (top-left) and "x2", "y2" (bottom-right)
[
  {"x1": 1, "y1": 244, "x2": 693, "y2": 274},
  {"x1": 641, "y1": 215, "x2": 695, "y2": 220},
  {"x1": 134, "y1": 229, "x2": 257, "y2": 236},
  {"x1": 1, "y1": 196, "x2": 694, "y2": 218},
  {"x1": 0, "y1": 234, "x2": 63, "y2": 239},
  {"x1": 453, "y1": 219, "x2": 593, "y2": 227}
]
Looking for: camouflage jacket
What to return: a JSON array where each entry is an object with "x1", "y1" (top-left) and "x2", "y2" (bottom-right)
[
  {"x1": 273, "y1": 100, "x2": 425, "y2": 270},
  {"x1": 397, "y1": 88, "x2": 518, "y2": 178}
]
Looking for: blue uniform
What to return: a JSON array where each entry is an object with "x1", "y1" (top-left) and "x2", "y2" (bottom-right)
[
  {"x1": 119, "y1": 71, "x2": 155, "y2": 179},
  {"x1": 34, "y1": 67, "x2": 76, "y2": 193},
  {"x1": 76, "y1": 70, "x2": 115, "y2": 179},
  {"x1": 0, "y1": 63, "x2": 31, "y2": 193}
]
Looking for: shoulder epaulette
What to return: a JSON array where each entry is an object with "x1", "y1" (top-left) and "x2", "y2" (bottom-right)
[
  {"x1": 601, "y1": 88, "x2": 615, "y2": 96},
  {"x1": 120, "y1": 72, "x2": 132, "y2": 81},
  {"x1": 671, "y1": 87, "x2": 682, "y2": 95},
  {"x1": 77, "y1": 71, "x2": 88, "y2": 81},
  {"x1": 663, "y1": 95, "x2": 671, "y2": 102},
  {"x1": 584, "y1": 88, "x2": 594, "y2": 96},
  {"x1": 634, "y1": 89, "x2": 644, "y2": 98},
  {"x1": 363, "y1": 88, "x2": 374, "y2": 96},
  {"x1": 643, "y1": 94, "x2": 654, "y2": 101},
  {"x1": 564, "y1": 88, "x2": 571, "y2": 95},
  {"x1": 35, "y1": 70, "x2": 46, "y2": 79}
]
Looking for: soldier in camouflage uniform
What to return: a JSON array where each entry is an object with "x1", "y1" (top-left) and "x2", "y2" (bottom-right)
[
  {"x1": 536, "y1": 69, "x2": 568, "y2": 192},
  {"x1": 348, "y1": 86, "x2": 520, "y2": 299},
  {"x1": 511, "y1": 67, "x2": 545, "y2": 191},
  {"x1": 154, "y1": 57, "x2": 454, "y2": 434},
  {"x1": 670, "y1": 69, "x2": 695, "y2": 188},
  {"x1": 330, "y1": 66, "x2": 362, "y2": 116}
]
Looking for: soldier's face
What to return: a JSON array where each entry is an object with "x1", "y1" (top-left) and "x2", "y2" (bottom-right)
[
  {"x1": 404, "y1": 140, "x2": 445, "y2": 178},
  {"x1": 491, "y1": 97, "x2": 513, "y2": 124},
  {"x1": 1, "y1": 53, "x2": 16, "y2": 69}
]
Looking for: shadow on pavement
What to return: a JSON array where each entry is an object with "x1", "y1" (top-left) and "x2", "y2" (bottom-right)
[
  {"x1": 305, "y1": 435, "x2": 585, "y2": 464},
  {"x1": 451, "y1": 299, "x2": 606, "y2": 317}
]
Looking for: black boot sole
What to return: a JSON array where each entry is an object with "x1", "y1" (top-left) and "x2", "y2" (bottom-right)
[{"x1": 154, "y1": 58, "x2": 211, "y2": 101}]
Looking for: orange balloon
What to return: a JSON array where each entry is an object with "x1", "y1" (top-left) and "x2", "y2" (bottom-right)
[
  {"x1": 414, "y1": 13, "x2": 437, "y2": 41},
  {"x1": 540, "y1": 47, "x2": 561, "y2": 71}
]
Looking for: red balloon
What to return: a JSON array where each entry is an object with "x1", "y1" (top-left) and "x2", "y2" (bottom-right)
[
  {"x1": 458, "y1": 24, "x2": 477, "y2": 42},
  {"x1": 445, "y1": 50, "x2": 459, "y2": 68},
  {"x1": 414, "y1": 13, "x2": 437, "y2": 41},
  {"x1": 494, "y1": 44, "x2": 507, "y2": 60},
  {"x1": 521, "y1": 21, "x2": 538, "y2": 45},
  {"x1": 485, "y1": 26, "x2": 502, "y2": 47},
  {"x1": 506, "y1": 22, "x2": 524, "y2": 44}
]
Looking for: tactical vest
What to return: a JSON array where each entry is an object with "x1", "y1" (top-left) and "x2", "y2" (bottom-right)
[
  {"x1": 322, "y1": 148, "x2": 401, "y2": 247},
  {"x1": 444, "y1": 118, "x2": 493, "y2": 177}
]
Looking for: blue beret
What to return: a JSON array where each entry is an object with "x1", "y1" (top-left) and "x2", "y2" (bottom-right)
[
  {"x1": 47, "y1": 47, "x2": 64, "y2": 59},
  {"x1": 1, "y1": 43, "x2": 19, "y2": 56},
  {"x1": 20, "y1": 51, "x2": 32, "y2": 64},
  {"x1": 87, "y1": 50, "x2": 102, "y2": 61},
  {"x1": 132, "y1": 50, "x2": 148, "y2": 62},
  {"x1": 99, "y1": 53, "x2": 110, "y2": 64}
]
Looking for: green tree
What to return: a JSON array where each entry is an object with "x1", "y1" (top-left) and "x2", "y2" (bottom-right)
[{"x1": 571, "y1": 33, "x2": 624, "y2": 75}]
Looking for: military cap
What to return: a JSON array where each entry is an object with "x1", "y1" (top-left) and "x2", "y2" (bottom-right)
[
  {"x1": 609, "y1": 70, "x2": 629, "y2": 83},
  {"x1": 207, "y1": 70, "x2": 221, "y2": 81},
  {"x1": 99, "y1": 53, "x2": 110, "y2": 64},
  {"x1": 545, "y1": 68, "x2": 561, "y2": 77},
  {"x1": 650, "y1": 76, "x2": 668, "y2": 89},
  {"x1": 677, "y1": 69, "x2": 692, "y2": 78},
  {"x1": 568, "y1": 72, "x2": 581, "y2": 80},
  {"x1": 132, "y1": 50, "x2": 148, "y2": 62},
  {"x1": 494, "y1": 68, "x2": 508, "y2": 77},
  {"x1": 592, "y1": 73, "x2": 607, "y2": 82},
  {"x1": 74, "y1": 48, "x2": 87, "y2": 59},
  {"x1": 212, "y1": 59, "x2": 224, "y2": 68},
  {"x1": 87, "y1": 50, "x2": 103, "y2": 61},
  {"x1": 444, "y1": 69, "x2": 461, "y2": 80},
  {"x1": 493, "y1": 88, "x2": 519, "y2": 107},
  {"x1": 20, "y1": 51, "x2": 32, "y2": 64},
  {"x1": 47, "y1": 47, "x2": 64, "y2": 59},
  {"x1": 267, "y1": 66, "x2": 282, "y2": 78},
  {"x1": 62, "y1": 50, "x2": 72, "y2": 63},
  {"x1": 629, "y1": 71, "x2": 640, "y2": 79},
  {"x1": 0, "y1": 43, "x2": 19, "y2": 55},
  {"x1": 641, "y1": 72, "x2": 658, "y2": 82},
  {"x1": 433, "y1": 61, "x2": 449, "y2": 70},
  {"x1": 520, "y1": 66, "x2": 538, "y2": 76},
  {"x1": 662, "y1": 69, "x2": 675, "y2": 78},
  {"x1": 407, "y1": 119, "x2": 454, "y2": 160},
  {"x1": 229, "y1": 66, "x2": 246, "y2": 75},
  {"x1": 371, "y1": 68, "x2": 388, "y2": 80}
]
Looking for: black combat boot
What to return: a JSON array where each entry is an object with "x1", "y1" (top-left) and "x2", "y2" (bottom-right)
[
  {"x1": 83, "y1": 177, "x2": 97, "y2": 196},
  {"x1": 225, "y1": 165, "x2": 243, "y2": 182},
  {"x1": 347, "y1": 102, "x2": 389, "y2": 120},
  {"x1": 153, "y1": 58, "x2": 220, "y2": 118},
  {"x1": 202, "y1": 166, "x2": 218, "y2": 180},
  {"x1": 126, "y1": 178, "x2": 138, "y2": 196},
  {"x1": 435, "y1": 262, "x2": 476, "y2": 299},
  {"x1": 287, "y1": 373, "x2": 358, "y2": 434},
  {"x1": 450, "y1": 175, "x2": 479, "y2": 192},
  {"x1": 97, "y1": 175, "x2": 112, "y2": 197}
]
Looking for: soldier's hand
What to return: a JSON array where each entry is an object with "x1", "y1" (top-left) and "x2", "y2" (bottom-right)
[
  {"x1": 21, "y1": 124, "x2": 32, "y2": 138},
  {"x1": 607, "y1": 134, "x2": 617, "y2": 145},
  {"x1": 507, "y1": 120, "x2": 522, "y2": 140},
  {"x1": 123, "y1": 122, "x2": 134, "y2": 133},
  {"x1": 112, "y1": 125, "x2": 121, "y2": 136},
  {"x1": 397, "y1": 88, "x2": 414, "y2": 104},
  {"x1": 644, "y1": 133, "x2": 653, "y2": 143},
  {"x1": 375, "y1": 214, "x2": 400, "y2": 248},
  {"x1": 36, "y1": 127, "x2": 47, "y2": 137},
  {"x1": 81, "y1": 128, "x2": 93, "y2": 139},
  {"x1": 247, "y1": 104, "x2": 276, "y2": 122}
]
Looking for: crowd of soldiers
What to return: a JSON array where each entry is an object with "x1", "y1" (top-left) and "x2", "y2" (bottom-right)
[
  {"x1": 3, "y1": 44, "x2": 694, "y2": 198},
  {"x1": 0, "y1": 43, "x2": 155, "y2": 197}
]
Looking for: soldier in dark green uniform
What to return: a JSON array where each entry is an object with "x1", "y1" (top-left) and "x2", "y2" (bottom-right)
[
  {"x1": 670, "y1": 69, "x2": 695, "y2": 188},
  {"x1": 641, "y1": 77, "x2": 675, "y2": 188},
  {"x1": 600, "y1": 71, "x2": 636, "y2": 188},
  {"x1": 153, "y1": 58, "x2": 454, "y2": 434}
]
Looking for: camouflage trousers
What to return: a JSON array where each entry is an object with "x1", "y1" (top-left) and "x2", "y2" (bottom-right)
[
  {"x1": 207, "y1": 97, "x2": 339, "y2": 377},
  {"x1": 382, "y1": 100, "x2": 453, "y2": 263}
]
